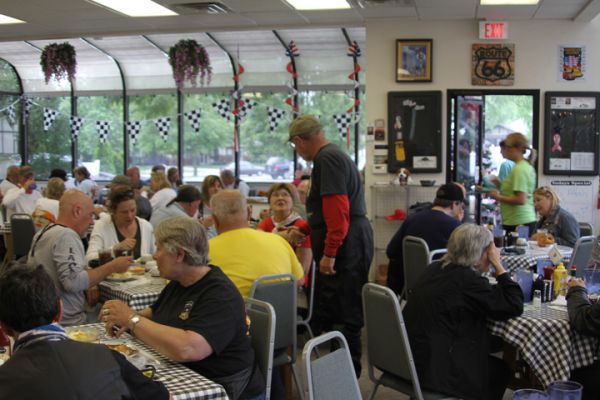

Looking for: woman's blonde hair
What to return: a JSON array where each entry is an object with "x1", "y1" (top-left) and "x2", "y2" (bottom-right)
[
  {"x1": 201, "y1": 175, "x2": 223, "y2": 203},
  {"x1": 504, "y1": 132, "x2": 537, "y2": 164},
  {"x1": 534, "y1": 186, "x2": 561, "y2": 210},
  {"x1": 151, "y1": 171, "x2": 171, "y2": 191},
  {"x1": 46, "y1": 177, "x2": 65, "y2": 200}
]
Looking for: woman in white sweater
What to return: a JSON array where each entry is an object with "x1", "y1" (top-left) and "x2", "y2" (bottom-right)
[
  {"x1": 86, "y1": 185, "x2": 154, "y2": 263},
  {"x1": 149, "y1": 171, "x2": 176, "y2": 212}
]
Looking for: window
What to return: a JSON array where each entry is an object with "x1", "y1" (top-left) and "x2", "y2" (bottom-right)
[
  {"x1": 27, "y1": 96, "x2": 72, "y2": 179},
  {"x1": 128, "y1": 94, "x2": 177, "y2": 180},
  {"x1": 0, "y1": 95, "x2": 21, "y2": 179},
  {"x1": 77, "y1": 95, "x2": 124, "y2": 180}
]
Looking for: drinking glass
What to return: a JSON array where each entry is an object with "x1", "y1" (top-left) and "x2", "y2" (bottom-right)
[
  {"x1": 513, "y1": 389, "x2": 549, "y2": 400},
  {"x1": 547, "y1": 380, "x2": 583, "y2": 400},
  {"x1": 98, "y1": 249, "x2": 113, "y2": 265}
]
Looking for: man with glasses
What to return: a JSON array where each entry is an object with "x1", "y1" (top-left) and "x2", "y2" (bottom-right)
[
  {"x1": 288, "y1": 115, "x2": 373, "y2": 377},
  {"x1": 27, "y1": 189, "x2": 131, "y2": 326},
  {"x1": 386, "y1": 183, "x2": 465, "y2": 296}
]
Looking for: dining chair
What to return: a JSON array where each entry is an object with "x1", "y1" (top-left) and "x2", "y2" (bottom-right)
[
  {"x1": 362, "y1": 283, "x2": 454, "y2": 400},
  {"x1": 568, "y1": 235, "x2": 596, "y2": 278},
  {"x1": 297, "y1": 261, "x2": 316, "y2": 342},
  {"x1": 578, "y1": 222, "x2": 593, "y2": 237},
  {"x1": 402, "y1": 236, "x2": 431, "y2": 300},
  {"x1": 249, "y1": 273, "x2": 303, "y2": 400},
  {"x1": 10, "y1": 213, "x2": 36, "y2": 261},
  {"x1": 245, "y1": 298, "x2": 276, "y2": 400},
  {"x1": 302, "y1": 331, "x2": 362, "y2": 400}
]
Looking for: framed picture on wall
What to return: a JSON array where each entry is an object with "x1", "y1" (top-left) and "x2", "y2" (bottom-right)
[{"x1": 396, "y1": 39, "x2": 432, "y2": 82}]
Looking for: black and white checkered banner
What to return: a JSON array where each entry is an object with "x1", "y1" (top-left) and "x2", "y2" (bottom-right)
[
  {"x1": 43, "y1": 107, "x2": 59, "y2": 132},
  {"x1": 332, "y1": 113, "x2": 354, "y2": 138},
  {"x1": 23, "y1": 97, "x2": 33, "y2": 120},
  {"x1": 213, "y1": 99, "x2": 231, "y2": 122},
  {"x1": 96, "y1": 120, "x2": 111, "y2": 144},
  {"x1": 266, "y1": 106, "x2": 287, "y2": 132},
  {"x1": 185, "y1": 109, "x2": 201, "y2": 133},
  {"x1": 154, "y1": 117, "x2": 170, "y2": 142},
  {"x1": 237, "y1": 98, "x2": 257, "y2": 122},
  {"x1": 69, "y1": 116, "x2": 84, "y2": 140},
  {"x1": 5, "y1": 104, "x2": 15, "y2": 126},
  {"x1": 126, "y1": 121, "x2": 142, "y2": 144}
]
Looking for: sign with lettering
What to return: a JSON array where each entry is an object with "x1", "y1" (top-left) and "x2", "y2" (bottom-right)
[
  {"x1": 479, "y1": 21, "x2": 508, "y2": 40},
  {"x1": 471, "y1": 43, "x2": 515, "y2": 86}
]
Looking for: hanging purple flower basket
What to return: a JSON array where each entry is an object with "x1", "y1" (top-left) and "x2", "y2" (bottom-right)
[
  {"x1": 169, "y1": 39, "x2": 212, "y2": 91},
  {"x1": 40, "y1": 42, "x2": 77, "y2": 84}
]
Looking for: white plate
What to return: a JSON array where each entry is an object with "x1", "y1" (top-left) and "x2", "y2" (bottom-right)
[{"x1": 105, "y1": 272, "x2": 135, "y2": 282}]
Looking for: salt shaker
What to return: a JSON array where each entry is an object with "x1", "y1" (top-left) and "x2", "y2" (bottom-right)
[{"x1": 533, "y1": 289, "x2": 542, "y2": 308}]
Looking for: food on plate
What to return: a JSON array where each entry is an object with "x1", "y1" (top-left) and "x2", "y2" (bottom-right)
[
  {"x1": 105, "y1": 343, "x2": 138, "y2": 356},
  {"x1": 108, "y1": 272, "x2": 132, "y2": 280},
  {"x1": 129, "y1": 266, "x2": 145, "y2": 275},
  {"x1": 536, "y1": 233, "x2": 555, "y2": 247},
  {"x1": 67, "y1": 328, "x2": 99, "y2": 342}
]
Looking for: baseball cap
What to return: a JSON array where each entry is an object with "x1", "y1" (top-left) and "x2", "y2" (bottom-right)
[
  {"x1": 288, "y1": 115, "x2": 322, "y2": 140},
  {"x1": 385, "y1": 209, "x2": 407, "y2": 221},
  {"x1": 19, "y1": 165, "x2": 34, "y2": 177},
  {"x1": 435, "y1": 183, "x2": 464, "y2": 202},
  {"x1": 109, "y1": 175, "x2": 132, "y2": 187},
  {"x1": 49, "y1": 168, "x2": 67, "y2": 181}
]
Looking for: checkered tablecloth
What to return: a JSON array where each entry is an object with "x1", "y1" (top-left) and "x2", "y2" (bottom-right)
[
  {"x1": 81, "y1": 323, "x2": 229, "y2": 400},
  {"x1": 501, "y1": 245, "x2": 573, "y2": 273},
  {"x1": 488, "y1": 305, "x2": 598, "y2": 387},
  {"x1": 99, "y1": 276, "x2": 166, "y2": 310}
]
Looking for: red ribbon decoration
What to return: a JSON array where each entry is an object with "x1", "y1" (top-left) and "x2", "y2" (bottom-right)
[
  {"x1": 285, "y1": 97, "x2": 299, "y2": 113},
  {"x1": 232, "y1": 64, "x2": 245, "y2": 151}
]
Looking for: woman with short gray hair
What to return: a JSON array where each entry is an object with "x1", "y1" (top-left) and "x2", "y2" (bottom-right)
[
  {"x1": 100, "y1": 216, "x2": 265, "y2": 399},
  {"x1": 404, "y1": 223, "x2": 523, "y2": 400}
]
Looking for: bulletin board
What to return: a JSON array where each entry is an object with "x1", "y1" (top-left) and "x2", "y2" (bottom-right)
[
  {"x1": 544, "y1": 91, "x2": 600, "y2": 176},
  {"x1": 387, "y1": 91, "x2": 442, "y2": 173}
]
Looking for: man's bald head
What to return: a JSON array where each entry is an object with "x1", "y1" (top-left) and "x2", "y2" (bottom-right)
[
  {"x1": 58, "y1": 189, "x2": 94, "y2": 235},
  {"x1": 210, "y1": 189, "x2": 248, "y2": 233}
]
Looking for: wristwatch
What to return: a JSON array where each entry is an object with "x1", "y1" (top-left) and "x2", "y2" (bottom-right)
[{"x1": 128, "y1": 314, "x2": 141, "y2": 333}]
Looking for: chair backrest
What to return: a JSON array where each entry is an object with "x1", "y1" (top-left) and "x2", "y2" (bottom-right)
[
  {"x1": 302, "y1": 331, "x2": 362, "y2": 400},
  {"x1": 362, "y1": 283, "x2": 424, "y2": 400},
  {"x1": 245, "y1": 298, "x2": 275, "y2": 400},
  {"x1": 249, "y1": 273, "x2": 297, "y2": 358},
  {"x1": 569, "y1": 235, "x2": 596, "y2": 277},
  {"x1": 299, "y1": 261, "x2": 316, "y2": 323},
  {"x1": 402, "y1": 236, "x2": 430, "y2": 299},
  {"x1": 579, "y1": 222, "x2": 594, "y2": 237},
  {"x1": 10, "y1": 213, "x2": 36, "y2": 259}
]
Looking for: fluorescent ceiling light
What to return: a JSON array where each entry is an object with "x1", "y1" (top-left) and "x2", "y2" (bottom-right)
[
  {"x1": 480, "y1": 0, "x2": 538, "y2": 4},
  {"x1": 88, "y1": 0, "x2": 178, "y2": 17},
  {"x1": 286, "y1": 0, "x2": 351, "y2": 10},
  {"x1": 0, "y1": 14, "x2": 25, "y2": 24}
]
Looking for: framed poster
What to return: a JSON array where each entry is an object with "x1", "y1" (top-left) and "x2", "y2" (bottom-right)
[
  {"x1": 544, "y1": 91, "x2": 600, "y2": 176},
  {"x1": 396, "y1": 39, "x2": 432, "y2": 82},
  {"x1": 471, "y1": 43, "x2": 515, "y2": 86},
  {"x1": 387, "y1": 91, "x2": 442, "y2": 173},
  {"x1": 558, "y1": 45, "x2": 586, "y2": 82}
]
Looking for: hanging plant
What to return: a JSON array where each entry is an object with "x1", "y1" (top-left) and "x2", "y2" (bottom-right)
[
  {"x1": 40, "y1": 42, "x2": 77, "y2": 84},
  {"x1": 168, "y1": 39, "x2": 212, "y2": 91}
]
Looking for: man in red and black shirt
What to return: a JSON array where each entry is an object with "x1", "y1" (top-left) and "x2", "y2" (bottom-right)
[{"x1": 289, "y1": 115, "x2": 373, "y2": 376}]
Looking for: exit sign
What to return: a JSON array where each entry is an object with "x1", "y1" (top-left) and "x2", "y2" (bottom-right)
[{"x1": 479, "y1": 21, "x2": 508, "y2": 40}]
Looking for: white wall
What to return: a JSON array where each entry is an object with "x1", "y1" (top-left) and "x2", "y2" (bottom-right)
[{"x1": 364, "y1": 18, "x2": 600, "y2": 232}]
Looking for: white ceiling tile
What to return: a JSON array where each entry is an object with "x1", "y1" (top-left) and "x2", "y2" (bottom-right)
[
  {"x1": 415, "y1": 0, "x2": 476, "y2": 7},
  {"x1": 418, "y1": 6, "x2": 476, "y2": 19},
  {"x1": 477, "y1": 5, "x2": 537, "y2": 20},
  {"x1": 356, "y1": 7, "x2": 417, "y2": 18}
]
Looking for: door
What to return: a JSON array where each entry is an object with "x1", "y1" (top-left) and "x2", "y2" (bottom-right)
[{"x1": 448, "y1": 90, "x2": 540, "y2": 225}]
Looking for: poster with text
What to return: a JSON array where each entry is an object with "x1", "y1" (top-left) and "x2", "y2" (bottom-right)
[{"x1": 558, "y1": 45, "x2": 586, "y2": 82}]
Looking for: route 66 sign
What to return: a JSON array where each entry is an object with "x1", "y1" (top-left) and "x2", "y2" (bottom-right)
[{"x1": 471, "y1": 43, "x2": 515, "y2": 86}]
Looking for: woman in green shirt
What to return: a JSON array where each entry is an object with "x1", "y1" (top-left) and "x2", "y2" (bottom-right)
[{"x1": 489, "y1": 132, "x2": 537, "y2": 234}]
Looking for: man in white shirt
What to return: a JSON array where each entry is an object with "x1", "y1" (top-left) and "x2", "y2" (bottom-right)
[
  {"x1": 220, "y1": 169, "x2": 250, "y2": 197},
  {"x1": 2, "y1": 165, "x2": 42, "y2": 219},
  {"x1": 0, "y1": 165, "x2": 19, "y2": 197}
]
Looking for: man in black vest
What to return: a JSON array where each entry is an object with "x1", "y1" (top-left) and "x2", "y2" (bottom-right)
[{"x1": 0, "y1": 263, "x2": 169, "y2": 399}]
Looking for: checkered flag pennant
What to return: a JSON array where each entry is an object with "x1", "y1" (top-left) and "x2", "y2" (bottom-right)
[
  {"x1": 126, "y1": 121, "x2": 142, "y2": 144},
  {"x1": 24, "y1": 97, "x2": 33, "y2": 117},
  {"x1": 69, "y1": 116, "x2": 84, "y2": 140},
  {"x1": 212, "y1": 99, "x2": 231, "y2": 122},
  {"x1": 266, "y1": 106, "x2": 286, "y2": 132},
  {"x1": 5, "y1": 104, "x2": 15, "y2": 126},
  {"x1": 185, "y1": 109, "x2": 201, "y2": 133},
  {"x1": 154, "y1": 117, "x2": 171, "y2": 142},
  {"x1": 237, "y1": 99, "x2": 257, "y2": 122},
  {"x1": 332, "y1": 113, "x2": 353, "y2": 138},
  {"x1": 43, "y1": 108, "x2": 59, "y2": 132},
  {"x1": 96, "y1": 120, "x2": 111, "y2": 144}
]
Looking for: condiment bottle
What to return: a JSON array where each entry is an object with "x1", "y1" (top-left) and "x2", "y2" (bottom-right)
[
  {"x1": 553, "y1": 262, "x2": 567, "y2": 298},
  {"x1": 570, "y1": 265, "x2": 577, "y2": 278}
]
